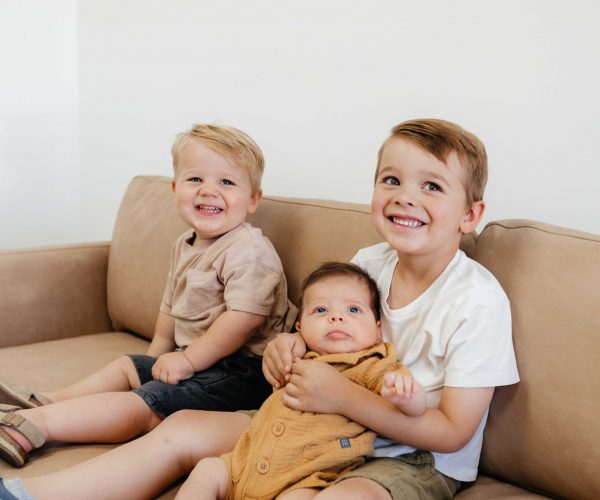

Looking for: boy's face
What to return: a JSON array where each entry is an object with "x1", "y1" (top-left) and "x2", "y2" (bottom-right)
[
  {"x1": 371, "y1": 138, "x2": 483, "y2": 261},
  {"x1": 173, "y1": 140, "x2": 261, "y2": 239},
  {"x1": 296, "y1": 275, "x2": 381, "y2": 356}
]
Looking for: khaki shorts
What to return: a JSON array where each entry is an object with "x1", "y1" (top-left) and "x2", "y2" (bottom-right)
[{"x1": 335, "y1": 450, "x2": 461, "y2": 500}]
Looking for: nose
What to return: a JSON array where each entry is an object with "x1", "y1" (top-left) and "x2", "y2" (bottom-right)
[
  {"x1": 328, "y1": 312, "x2": 345, "y2": 323},
  {"x1": 196, "y1": 182, "x2": 217, "y2": 197},
  {"x1": 393, "y1": 185, "x2": 416, "y2": 207}
]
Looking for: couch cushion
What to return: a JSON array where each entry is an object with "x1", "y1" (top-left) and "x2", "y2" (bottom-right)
[
  {"x1": 474, "y1": 220, "x2": 600, "y2": 499},
  {"x1": 0, "y1": 332, "x2": 150, "y2": 478},
  {"x1": 456, "y1": 475, "x2": 550, "y2": 499}
]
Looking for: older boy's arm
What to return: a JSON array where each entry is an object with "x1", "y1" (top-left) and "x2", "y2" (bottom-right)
[
  {"x1": 152, "y1": 310, "x2": 265, "y2": 385},
  {"x1": 349, "y1": 383, "x2": 493, "y2": 453},
  {"x1": 146, "y1": 311, "x2": 176, "y2": 357},
  {"x1": 284, "y1": 360, "x2": 493, "y2": 453}
]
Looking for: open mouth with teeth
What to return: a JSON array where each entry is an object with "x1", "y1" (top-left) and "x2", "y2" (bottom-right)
[
  {"x1": 195, "y1": 205, "x2": 223, "y2": 214},
  {"x1": 389, "y1": 216, "x2": 424, "y2": 228}
]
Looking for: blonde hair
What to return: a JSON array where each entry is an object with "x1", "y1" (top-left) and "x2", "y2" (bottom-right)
[
  {"x1": 171, "y1": 124, "x2": 264, "y2": 194},
  {"x1": 375, "y1": 119, "x2": 488, "y2": 206}
]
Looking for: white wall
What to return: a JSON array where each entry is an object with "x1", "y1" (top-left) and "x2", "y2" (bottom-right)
[
  {"x1": 2, "y1": 1, "x2": 599, "y2": 250},
  {"x1": 0, "y1": 1, "x2": 79, "y2": 249}
]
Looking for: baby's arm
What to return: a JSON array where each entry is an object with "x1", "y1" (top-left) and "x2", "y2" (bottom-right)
[
  {"x1": 381, "y1": 371, "x2": 426, "y2": 416},
  {"x1": 146, "y1": 311, "x2": 176, "y2": 357},
  {"x1": 152, "y1": 310, "x2": 266, "y2": 385},
  {"x1": 175, "y1": 456, "x2": 229, "y2": 500}
]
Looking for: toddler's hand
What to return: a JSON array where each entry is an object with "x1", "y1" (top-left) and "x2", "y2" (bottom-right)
[
  {"x1": 152, "y1": 351, "x2": 195, "y2": 385},
  {"x1": 262, "y1": 333, "x2": 307, "y2": 389}
]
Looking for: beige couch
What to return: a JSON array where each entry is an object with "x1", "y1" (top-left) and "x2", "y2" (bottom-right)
[{"x1": 1, "y1": 175, "x2": 599, "y2": 499}]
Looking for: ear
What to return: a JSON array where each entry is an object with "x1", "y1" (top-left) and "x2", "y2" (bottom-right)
[
  {"x1": 375, "y1": 320, "x2": 382, "y2": 343},
  {"x1": 294, "y1": 321, "x2": 302, "y2": 332},
  {"x1": 247, "y1": 189, "x2": 262, "y2": 214},
  {"x1": 459, "y1": 200, "x2": 485, "y2": 234},
  {"x1": 171, "y1": 179, "x2": 176, "y2": 193}
]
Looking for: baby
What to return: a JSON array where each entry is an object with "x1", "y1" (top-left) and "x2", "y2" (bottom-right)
[{"x1": 177, "y1": 261, "x2": 426, "y2": 499}]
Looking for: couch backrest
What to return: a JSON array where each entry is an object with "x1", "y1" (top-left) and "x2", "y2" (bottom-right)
[
  {"x1": 107, "y1": 176, "x2": 189, "y2": 338},
  {"x1": 474, "y1": 220, "x2": 600, "y2": 499}
]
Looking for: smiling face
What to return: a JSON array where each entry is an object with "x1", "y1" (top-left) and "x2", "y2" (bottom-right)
[
  {"x1": 173, "y1": 140, "x2": 261, "y2": 239},
  {"x1": 371, "y1": 137, "x2": 483, "y2": 264},
  {"x1": 296, "y1": 275, "x2": 381, "y2": 356}
]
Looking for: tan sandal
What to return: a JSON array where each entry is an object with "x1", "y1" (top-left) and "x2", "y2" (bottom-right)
[
  {"x1": 0, "y1": 411, "x2": 45, "y2": 468},
  {"x1": 0, "y1": 378, "x2": 51, "y2": 409}
]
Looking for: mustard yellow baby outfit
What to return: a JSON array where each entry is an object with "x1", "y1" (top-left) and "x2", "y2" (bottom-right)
[{"x1": 221, "y1": 342, "x2": 408, "y2": 499}]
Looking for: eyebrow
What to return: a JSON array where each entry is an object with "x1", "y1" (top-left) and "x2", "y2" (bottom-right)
[{"x1": 377, "y1": 165, "x2": 451, "y2": 184}]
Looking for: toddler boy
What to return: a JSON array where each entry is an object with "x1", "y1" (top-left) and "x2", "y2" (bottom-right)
[{"x1": 0, "y1": 124, "x2": 296, "y2": 468}]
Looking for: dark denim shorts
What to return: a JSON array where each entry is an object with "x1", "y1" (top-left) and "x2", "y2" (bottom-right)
[{"x1": 129, "y1": 352, "x2": 271, "y2": 419}]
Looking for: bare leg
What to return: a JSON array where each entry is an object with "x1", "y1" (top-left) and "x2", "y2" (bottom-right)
[
  {"x1": 41, "y1": 355, "x2": 142, "y2": 403},
  {"x1": 278, "y1": 488, "x2": 320, "y2": 499},
  {"x1": 176, "y1": 457, "x2": 229, "y2": 500},
  {"x1": 22, "y1": 410, "x2": 251, "y2": 500},
  {"x1": 314, "y1": 478, "x2": 391, "y2": 499},
  {"x1": 3, "y1": 392, "x2": 161, "y2": 452}
]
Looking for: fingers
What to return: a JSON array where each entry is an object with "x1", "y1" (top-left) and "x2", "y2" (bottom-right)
[
  {"x1": 151, "y1": 363, "x2": 181, "y2": 385},
  {"x1": 281, "y1": 391, "x2": 300, "y2": 410},
  {"x1": 262, "y1": 334, "x2": 295, "y2": 388},
  {"x1": 382, "y1": 372, "x2": 416, "y2": 399}
]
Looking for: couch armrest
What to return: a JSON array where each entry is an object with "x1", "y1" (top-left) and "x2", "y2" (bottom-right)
[{"x1": 0, "y1": 243, "x2": 114, "y2": 348}]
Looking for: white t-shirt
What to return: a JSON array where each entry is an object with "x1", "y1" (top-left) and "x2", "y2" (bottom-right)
[{"x1": 352, "y1": 243, "x2": 519, "y2": 481}]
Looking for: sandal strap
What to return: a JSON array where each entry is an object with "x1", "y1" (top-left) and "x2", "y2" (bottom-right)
[
  {"x1": 0, "y1": 412, "x2": 45, "y2": 448},
  {"x1": 0, "y1": 428, "x2": 27, "y2": 468}
]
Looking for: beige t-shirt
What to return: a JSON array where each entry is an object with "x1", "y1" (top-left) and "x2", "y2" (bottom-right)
[{"x1": 160, "y1": 223, "x2": 297, "y2": 356}]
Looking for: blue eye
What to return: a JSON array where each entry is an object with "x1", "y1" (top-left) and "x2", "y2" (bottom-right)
[
  {"x1": 383, "y1": 176, "x2": 400, "y2": 186},
  {"x1": 221, "y1": 179, "x2": 235, "y2": 185},
  {"x1": 424, "y1": 182, "x2": 441, "y2": 192},
  {"x1": 348, "y1": 306, "x2": 360, "y2": 314},
  {"x1": 188, "y1": 177, "x2": 202, "y2": 183}
]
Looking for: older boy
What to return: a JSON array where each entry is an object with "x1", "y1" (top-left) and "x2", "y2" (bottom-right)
[
  {"x1": 263, "y1": 119, "x2": 520, "y2": 498},
  {"x1": 176, "y1": 262, "x2": 426, "y2": 500},
  {"x1": 0, "y1": 124, "x2": 296, "y2": 468}
]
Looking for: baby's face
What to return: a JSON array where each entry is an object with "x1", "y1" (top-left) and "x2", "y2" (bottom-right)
[
  {"x1": 173, "y1": 140, "x2": 260, "y2": 239},
  {"x1": 296, "y1": 275, "x2": 381, "y2": 355}
]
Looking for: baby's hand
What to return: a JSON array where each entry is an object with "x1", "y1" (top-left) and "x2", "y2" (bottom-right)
[
  {"x1": 152, "y1": 351, "x2": 195, "y2": 385},
  {"x1": 381, "y1": 371, "x2": 426, "y2": 416}
]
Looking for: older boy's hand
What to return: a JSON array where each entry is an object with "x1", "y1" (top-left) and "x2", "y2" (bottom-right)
[
  {"x1": 262, "y1": 333, "x2": 307, "y2": 389},
  {"x1": 152, "y1": 351, "x2": 195, "y2": 385},
  {"x1": 282, "y1": 358, "x2": 350, "y2": 413}
]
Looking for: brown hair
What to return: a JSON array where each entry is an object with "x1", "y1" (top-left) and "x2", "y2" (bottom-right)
[
  {"x1": 299, "y1": 262, "x2": 381, "y2": 321},
  {"x1": 171, "y1": 124, "x2": 264, "y2": 194},
  {"x1": 375, "y1": 118, "x2": 488, "y2": 205}
]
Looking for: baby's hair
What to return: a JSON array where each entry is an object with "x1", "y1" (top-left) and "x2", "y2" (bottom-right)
[
  {"x1": 171, "y1": 123, "x2": 264, "y2": 194},
  {"x1": 375, "y1": 118, "x2": 488, "y2": 206},
  {"x1": 299, "y1": 262, "x2": 381, "y2": 321}
]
